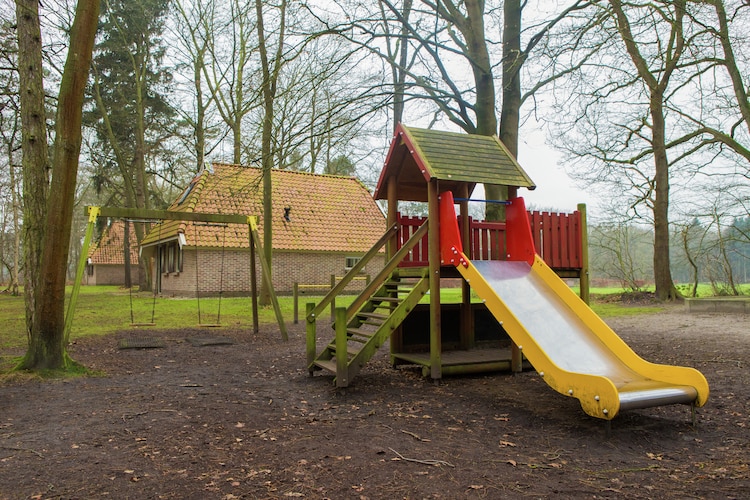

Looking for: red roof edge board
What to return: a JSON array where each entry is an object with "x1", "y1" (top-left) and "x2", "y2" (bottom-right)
[{"x1": 374, "y1": 123, "x2": 433, "y2": 199}]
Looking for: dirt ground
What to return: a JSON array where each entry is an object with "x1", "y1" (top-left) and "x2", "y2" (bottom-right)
[{"x1": 1, "y1": 304, "x2": 748, "y2": 499}]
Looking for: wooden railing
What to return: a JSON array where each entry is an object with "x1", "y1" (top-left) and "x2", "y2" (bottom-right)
[
  {"x1": 528, "y1": 210, "x2": 583, "y2": 270},
  {"x1": 397, "y1": 209, "x2": 583, "y2": 271}
]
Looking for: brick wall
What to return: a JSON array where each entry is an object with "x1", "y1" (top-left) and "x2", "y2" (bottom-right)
[
  {"x1": 86, "y1": 264, "x2": 140, "y2": 286},
  {"x1": 157, "y1": 248, "x2": 385, "y2": 297}
]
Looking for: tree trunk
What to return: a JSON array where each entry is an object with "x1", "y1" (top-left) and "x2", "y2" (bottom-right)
[
  {"x1": 256, "y1": 0, "x2": 279, "y2": 305},
  {"x1": 489, "y1": 0, "x2": 523, "y2": 222},
  {"x1": 124, "y1": 220, "x2": 133, "y2": 289},
  {"x1": 194, "y1": 48, "x2": 207, "y2": 171},
  {"x1": 499, "y1": 0, "x2": 521, "y2": 159},
  {"x1": 450, "y1": 0, "x2": 502, "y2": 220},
  {"x1": 134, "y1": 59, "x2": 150, "y2": 290},
  {"x1": 610, "y1": 0, "x2": 684, "y2": 301},
  {"x1": 392, "y1": 0, "x2": 412, "y2": 129},
  {"x1": 650, "y1": 97, "x2": 679, "y2": 300},
  {"x1": 15, "y1": 0, "x2": 50, "y2": 342},
  {"x1": 8, "y1": 141, "x2": 21, "y2": 296},
  {"x1": 19, "y1": 0, "x2": 100, "y2": 370},
  {"x1": 464, "y1": 0, "x2": 496, "y2": 137}
]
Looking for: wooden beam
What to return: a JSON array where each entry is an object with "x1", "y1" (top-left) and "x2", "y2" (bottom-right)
[{"x1": 88, "y1": 206, "x2": 252, "y2": 225}]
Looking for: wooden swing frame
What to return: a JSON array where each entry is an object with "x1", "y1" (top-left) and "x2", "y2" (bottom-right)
[{"x1": 64, "y1": 206, "x2": 288, "y2": 345}]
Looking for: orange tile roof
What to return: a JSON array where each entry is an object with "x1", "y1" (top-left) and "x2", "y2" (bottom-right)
[
  {"x1": 142, "y1": 163, "x2": 386, "y2": 253},
  {"x1": 88, "y1": 220, "x2": 141, "y2": 265}
]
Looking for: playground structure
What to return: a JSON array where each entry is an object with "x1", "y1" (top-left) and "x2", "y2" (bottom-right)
[
  {"x1": 307, "y1": 124, "x2": 709, "y2": 420},
  {"x1": 292, "y1": 275, "x2": 371, "y2": 324},
  {"x1": 65, "y1": 206, "x2": 288, "y2": 342}
]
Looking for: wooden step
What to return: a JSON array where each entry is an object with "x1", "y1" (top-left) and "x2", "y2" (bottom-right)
[
  {"x1": 370, "y1": 296, "x2": 402, "y2": 303},
  {"x1": 314, "y1": 359, "x2": 337, "y2": 373},
  {"x1": 327, "y1": 344, "x2": 361, "y2": 357},
  {"x1": 358, "y1": 312, "x2": 389, "y2": 320},
  {"x1": 347, "y1": 327, "x2": 375, "y2": 338}
]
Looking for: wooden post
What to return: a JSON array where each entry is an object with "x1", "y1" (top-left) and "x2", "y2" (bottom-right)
[
  {"x1": 578, "y1": 203, "x2": 590, "y2": 304},
  {"x1": 508, "y1": 185, "x2": 522, "y2": 373},
  {"x1": 427, "y1": 180, "x2": 442, "y2": 380},
  {"x1": 330, "y1": 274, "x2": 336, "y2": 322},
  {"x1": 293, "y1": 282, "x2": 299, "y2": 324},
  {"x1": 387, "y1": 175, "x2": 402, "y2": 361},
  {"x1": 249, "y1": 217, "x2": 288, "y2": 341},
  {"x1": 459, "y1": 184, "x2": 472, "y2": 350},
  {"x1": 249, "y1": 219, "x2": 259, "y2": 334},
  {"x1": 306, "y1": 302, "x2": 316, "y2": 374},
  {"x1": 64, "y1": 206, "x2": 100, "y2": 344},
  {"x1": 387, "y1": 175, "x2": 399, "y2": 260},
  {"x1": 334, "y1": 307, "x2": 349, "y2": 387}
]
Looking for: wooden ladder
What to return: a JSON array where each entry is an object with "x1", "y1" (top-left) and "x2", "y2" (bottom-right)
[{"x1": 310, "y1": 273, "x2": 429, "y2": 387}]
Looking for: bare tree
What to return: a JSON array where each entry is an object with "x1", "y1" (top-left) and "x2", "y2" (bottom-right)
[
  {"x1": 201, "y1": 0, "x2": 260, "y2": 164},
  {"x1": 677, "y1": 220, "x2": 704, "y2": 297},
  {"x1": 589, "y1": 220, "x2": 653, "y2": 291},
  {"x1": 15, "y1": 0, "x2": 50, "y2": 342},
  {"x1": 17, "y1": 0, "x2": 100, "y2": 370},
  {"x1": 172, "y1": 0, "x2": 221, "y2": 172},
  {"x1": 0, "y1": 16, "x2": 21, "y2": 295},
  {"x1": 546, "y1": 1, "x2": 690, "y2": 300},
  {"x1": 256, "y1": 0, "x2": 287, "y2": 304},
  {"x1": 315, "y1": 1, "x2": 594, "y2": 219}
]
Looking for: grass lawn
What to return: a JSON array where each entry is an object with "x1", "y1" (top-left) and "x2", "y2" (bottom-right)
[
  {"x1": 0, "y1": 286, "x2": 357, "y2": 351},
  {"x1": 0, "y1": 281, "x2": 666, "y2": 353},
  {"x1": 575, "y1": 282, "x2": 750, "y2": 297}
]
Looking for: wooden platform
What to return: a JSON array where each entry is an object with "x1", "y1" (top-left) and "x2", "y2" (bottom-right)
[{"x1": 392, "y1": 348, "x2": 531, "y2": 376}]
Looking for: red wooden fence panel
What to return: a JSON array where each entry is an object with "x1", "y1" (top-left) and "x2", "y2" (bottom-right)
[
  {"x1": 396, "y1": 209, "x2": 582, "y2": 271},
  {"x1": 525, "y1": 210, "x2": 582, "y2": 270},
  {"x1": 470, "y1": 220, "x2": 506, "y2": 260},
  {"x1": 398, "y1": 215, "x2": 428, "y2": 267}
]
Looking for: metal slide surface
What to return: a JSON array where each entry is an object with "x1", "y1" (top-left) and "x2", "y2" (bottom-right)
[{"x1": 459, "y1": 256, "x2": 709, "y2": 420}]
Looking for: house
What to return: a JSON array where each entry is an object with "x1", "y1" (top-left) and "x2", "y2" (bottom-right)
[
  {"x1": 140, "y1": 163, "x2": 387, "y2": 296},
  {"x1": 86, "y1": 219, "x2": 141, "y2": 286}
]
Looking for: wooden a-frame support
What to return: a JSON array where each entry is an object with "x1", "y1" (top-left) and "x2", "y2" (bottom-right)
[{"x1": 64, "y1": 206, "x2": 288, "y2": 344}]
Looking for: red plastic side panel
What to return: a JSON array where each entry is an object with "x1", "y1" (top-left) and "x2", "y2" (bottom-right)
[
  {"x1": 438, "y1": 191, "x2": 464, "y2": 265},
  {"x1": 506, "y1": 197, "x2": 537, "y2": 265}
]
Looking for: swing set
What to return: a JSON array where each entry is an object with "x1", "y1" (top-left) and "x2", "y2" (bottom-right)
[
  {"x1": 65, "y1": 206, "x2": 288, "y2": 342},
  {"x1": 192, "y1": 221, "x2": 227, "y2": 328}
]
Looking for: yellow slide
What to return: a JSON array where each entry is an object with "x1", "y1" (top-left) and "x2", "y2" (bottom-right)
[
  {"x1": 439, "y1": 191, "x2": 708, "y2": 420},
  {"x1": 457, "y1": 254, "x2": 709, "y2": 420}
]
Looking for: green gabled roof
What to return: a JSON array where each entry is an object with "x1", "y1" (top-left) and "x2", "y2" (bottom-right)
[{"x1": 374, "y1": 123, "x2": 535, "y2": 202}]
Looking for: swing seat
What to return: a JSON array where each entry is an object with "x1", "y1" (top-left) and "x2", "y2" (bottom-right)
[
  {"x1": 130, "y1": 322, "x2": 157, "y2": 327},
  {"x1": 197, "y1": 323, "x2": 222, "y2": 328}
]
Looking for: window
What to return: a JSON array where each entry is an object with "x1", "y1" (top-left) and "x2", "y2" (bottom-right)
[
  {"x1": 345, "y1": 256, "x2": 362, "y2": 271},
  {"x1": 167, "y1": 243, "x2": 175, "y2": 273},
  {"x1": 176, "y1": 243, "x2": 183, "y2": 272},
  {"x1": 159, "y1": 241, "x2": 182, "y2": 274},
  {"x1": 159, "y1": 245, "x2": 167, "y2": 273}
]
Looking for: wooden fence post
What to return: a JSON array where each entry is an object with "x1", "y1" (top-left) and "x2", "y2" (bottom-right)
[
  {"x1": 335, "y1": 307, "x2": 349, "y2": 387},
  {"x1": 306, "y1": 302, "x2": 316, "y2": 373},
  {"x1": 293, "y1": 282, "x2": 299, "y2": 324}
]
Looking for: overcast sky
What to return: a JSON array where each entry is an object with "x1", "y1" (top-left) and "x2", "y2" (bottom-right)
[
  {"x1": 466, "y1": 128, "x2": 594, "y2": 215},
  {"x1": 515, "y1": 130, "x2": 594, "y2": 213}
]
